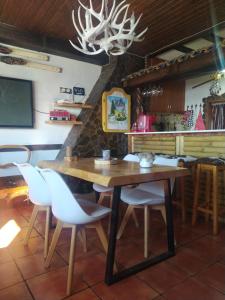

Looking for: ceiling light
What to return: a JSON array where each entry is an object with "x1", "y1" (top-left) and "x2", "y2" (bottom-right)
[{"x1": 69, "y1": 0, "x2": 148, "y2": 56}]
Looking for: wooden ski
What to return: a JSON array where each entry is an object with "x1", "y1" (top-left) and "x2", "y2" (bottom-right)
[
  {"x1": 0, "y1": 44, "x2": 49, "y2": 61},
  {"x1": 0, "y1": 56, "x2": 62, "y2": 73}
]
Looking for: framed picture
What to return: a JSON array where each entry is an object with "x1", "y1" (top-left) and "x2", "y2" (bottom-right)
[{"x1": 102, "y1": 87, "x2": 131, "y2": 132}]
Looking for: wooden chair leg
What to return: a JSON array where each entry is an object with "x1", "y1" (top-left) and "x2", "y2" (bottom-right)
[
  {"x1": 98, "y1": 193, "x2": 105, "y2": 205},
  {"x1": 159, "y1": 205, "x2": 167, "y2": 225},
  {"x1": 24, "y1": 204, "x2": 39, "y2": 245},
  {"x1": 192, "y1": 165, "x2": 200, "y2": 226},
  {"x1": 66, "y1": 225, "x2": 77, "y2": 296},
  {"x1": 95, "y1": 221, "x2": 108, "y2": 254},
  {"x1": 144, "y1": 205, "x2": 149, "y2": 258},
  {"x1": 44, "y1": 206, "x2": 51, "y2": 259},
  {"x1": 95, "y1": 220, "x2": 118, "y2": 273},
  {"x1": 45, "y1": 220, "x2": 63, "y2": 268},
  {"x1": 132, "y1": 209, "x2": 139, "y2": 228},
  {"x1": 117, "y1": 205, "x2": 133, "y2": 239},
  {"x1": 78, "y1": 228, "x2": 87, "y2": 252},
  {"x1": 212, "y1": 167, "x2": 218, "y2": 235}
]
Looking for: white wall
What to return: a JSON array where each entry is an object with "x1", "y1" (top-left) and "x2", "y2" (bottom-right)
[
  {"x1": 185, "y1": 74, "x2": 225, "y2": 108},
  {"x1": 0, "y1": 44, "x2": 101, "y2": 175}
]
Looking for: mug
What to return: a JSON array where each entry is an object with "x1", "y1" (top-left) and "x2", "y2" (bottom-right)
[{"x1": 102, "y1": 149, "x2": 111, "y2": 160}]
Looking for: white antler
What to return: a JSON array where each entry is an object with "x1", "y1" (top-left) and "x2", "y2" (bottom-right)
[{"x1": 69, "y1": 0, "x2": 148, "y2": 56}]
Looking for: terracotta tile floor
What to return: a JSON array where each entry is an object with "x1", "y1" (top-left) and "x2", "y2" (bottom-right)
[{"x1": 0, "y1": 196, "x2": 225, "y2": 300}]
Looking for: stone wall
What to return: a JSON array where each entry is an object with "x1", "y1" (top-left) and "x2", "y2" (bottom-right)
[{"x1": 57, "y1": 53, "x2": 144, "y2": 159}]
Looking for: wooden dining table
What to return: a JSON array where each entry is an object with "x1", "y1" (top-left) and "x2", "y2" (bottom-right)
[{"x1": 38, "y1": 158, "x2": 190, "y2": 285}]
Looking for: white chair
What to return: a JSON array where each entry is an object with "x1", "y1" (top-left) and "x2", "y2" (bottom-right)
[
  {"x1": 117, "y1": 157, "x2": 179, "y2": 258},
  {"x1": 39, "y1": 168, "x2": 111, "y2": 296},
  {"x1": 14, "y1": 163, "x2": 51, "y2": 258},
  {"x1": 93, "y1": 154, "x2": 140, "y2": 228}
]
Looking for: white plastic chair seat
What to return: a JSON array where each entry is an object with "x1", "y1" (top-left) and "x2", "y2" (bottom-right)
[
  {"x1": 76, "y1": 197, "x2": 111, "y2": 220},
  {"x1": 121, "y1": 187, "x2": 164, "y2": 206},
  {"x1": 93, "y1": 183, "x2": 113, "y2": 193}
]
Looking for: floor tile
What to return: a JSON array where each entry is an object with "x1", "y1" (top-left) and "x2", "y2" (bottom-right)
[
  {"x1": 0, "y1": 282, "x2": 33, "y2": 300},
  {"x1": 115, "y1": 241, "x2": 144, "y2": 268},
  {"x1": 163, "y1": 277, "x2": 225, "y2": 300},
  {"x1": 56, "y1": 238, "x2": 100, "y2": 263},
  {"x1": 138, "y1": 261, "x2": 188, "y2": 294},
  {"x1": 168, "y1": 247, "x2": 209, "y2": 275},
  {"x1": 174, "y1": 226, "x2": 202, "y2": 246},
  {"x1": 196, "y1": 263, "x2": 225, "y2": 294},
  {"x1": 93, "y1": 276, "x2": 158, "y2": 300},
  {"x1": 185, "y1": 236, "x2": 225, "y2": 264},
  {"x1": 27, "y1": 266, "x2": 87, "y2": 300},
  {"x1": 75, "y1": 253, "x2": 106, "y2": 286},
  {"x1": 0, "y1": 261, "x2": 23, "y2": 290},
  {"x1": 0, "y1": 248, "x2": 13, "y2": 264},
  {"x1": 16, "y1": 251, "x2": 66, "y2": 279},
  {"x1": 10, "y1": 226, "x2": 40, "y2": 245},
  {"x1": 9, "y1": 236, "x2": 45, "y2": 259},
  {"x1": 66, "y1": 288, "x2": 99, "y2": 300}
]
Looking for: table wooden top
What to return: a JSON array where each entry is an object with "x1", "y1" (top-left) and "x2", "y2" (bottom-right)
[{"x1": 38, "y1": 158, "x2": 190, "y2": 187}]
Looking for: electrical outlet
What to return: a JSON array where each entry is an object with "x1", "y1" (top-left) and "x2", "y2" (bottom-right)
[{"x1": 60, "y1": 87, "x2": 72, "y2": 94}]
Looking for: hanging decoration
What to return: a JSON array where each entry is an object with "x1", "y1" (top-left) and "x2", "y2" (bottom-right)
[
  {"x1": 194, "y1": 110, "x2": 206, "y2": 130},
  {"x1": 0, "y1": 56, "x2": 62, "y2": 73},
  {"x1": 69, "y1": 0, "x2": 148, "y2": 56},
  {"x1": 0, "y1": 44, "x2": 49, "y2": 61}
]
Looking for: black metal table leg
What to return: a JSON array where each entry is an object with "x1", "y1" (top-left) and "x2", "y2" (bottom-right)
[
  {"x1": 105, "y1": 186, "x2": 121, "y2": 284},
  {"x1": 104, "y1": 178, "x2": 175, "y2": 285}
]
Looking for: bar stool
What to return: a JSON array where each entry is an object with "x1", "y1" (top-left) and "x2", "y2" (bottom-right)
[
  {"x1": 192, "y1": 163, "x2": 219, "y2": 235},
  {"x1": 172, "y1": 161, "x2": 186, "y2": 222}
]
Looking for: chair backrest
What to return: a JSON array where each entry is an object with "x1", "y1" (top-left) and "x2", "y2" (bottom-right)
[
  {"x1": 153, "y1": 156, "x2": 179, "y2": 167},
  {"x1": 0, "y1": 145, "x2": 31, "y2": 168},
  {"x1": 39, "y1": 168, "x2": 97, "y2": 224},
  {"x1": 138, "y1": 157, "x2": 179, "y2": 196},
  {"x1": 123, "y1": 154, "x2": 139, "y2": 162},
  {"x1": 14, "y1": 163, "x2": 51, "y2": 206}
]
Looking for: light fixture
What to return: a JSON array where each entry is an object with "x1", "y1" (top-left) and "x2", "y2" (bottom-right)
[
  {"x1": 141, "y1": 84, "x2": 163, "y2": 97},
  {"x1": 69, "y1": 0, "x2": 148, "y2": 56}
]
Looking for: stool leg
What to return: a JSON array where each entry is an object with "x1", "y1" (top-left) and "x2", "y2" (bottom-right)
[
  {"x1": 212, "y1": 167, "x2": 218, "y2": 235},
  {"x1": 192, "y1": 165, "x2": 200, "y2": 226},
  {"x1": 205, "y1": 172, "x2": 211, "y2": 223},
  {"x1": 144, "y1": 205, "x2": 149, "y2": 258},
  {"x1": 180, "y1": 177, "x2": 186, "y2": 223}
]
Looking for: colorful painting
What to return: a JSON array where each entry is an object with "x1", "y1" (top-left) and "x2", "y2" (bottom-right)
[{"x1": 102, "y1": 87, "x2": 131, "y2": 132}]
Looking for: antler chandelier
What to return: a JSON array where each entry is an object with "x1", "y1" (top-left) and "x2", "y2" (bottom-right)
[{"x1": 69, "y1": 0, "x2": 148, "y2": 56}]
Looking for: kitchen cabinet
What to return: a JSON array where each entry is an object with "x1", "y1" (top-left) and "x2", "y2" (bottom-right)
[{"x1": 149, "y1": 80, "x2": 185, "y2": 113}]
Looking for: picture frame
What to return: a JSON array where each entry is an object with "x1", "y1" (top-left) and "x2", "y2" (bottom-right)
[{"x1": 102, "y1": 87, "x2": 131, "y2": 132}]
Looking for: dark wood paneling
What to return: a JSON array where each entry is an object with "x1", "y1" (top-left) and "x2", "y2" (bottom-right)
[
  {"x1": 0, "y1": 23, "x2": 108, "y2": 65},
  {"x1": 0, "y1": 144, "x2": 62, "y2": 152},
  {"x1": 0, "y1": 0, "x2": 225, "y2": 57}
]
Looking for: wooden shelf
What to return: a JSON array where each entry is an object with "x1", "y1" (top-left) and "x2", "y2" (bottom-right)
[
  {"x1": 46, "y1": 120, "x2": 83, "y2": 125},
  {"x1": 54, "y1": 102, "x2": 93, "y2": 109}
]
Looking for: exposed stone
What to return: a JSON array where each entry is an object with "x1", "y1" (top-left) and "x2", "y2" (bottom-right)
[{"x1": 57, "y1": 53, "x2": 144, "y2": 160}]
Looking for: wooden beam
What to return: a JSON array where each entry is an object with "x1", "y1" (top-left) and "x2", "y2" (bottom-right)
[
  {"x1": 174, "y1": 45, "x2": 192, "y2": 54},
  {"x1": 0, "y1": 22, "x2": 108, "y2": 66},
  {"x1": 124, "y1": 48, "x2": 225, "y2": 87}
]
